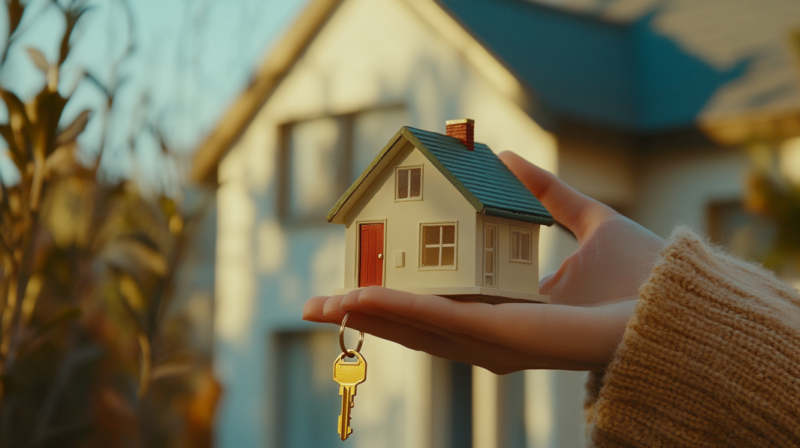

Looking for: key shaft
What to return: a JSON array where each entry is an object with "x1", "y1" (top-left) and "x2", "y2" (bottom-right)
[
  {"x1": 338, "y1": 385, "x2": 353, "y2": 440},
  {"x1": 333, "y1": 351, "x2": 367, "y2": 441}
]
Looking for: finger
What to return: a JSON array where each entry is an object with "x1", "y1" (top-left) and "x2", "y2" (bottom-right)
[
  {"x1": 498, "y1": 151, "x2": 615, "y2": 241},
  {"x1": 322, "y1": 294, "x2": 346, "y2": 319},
  {"x1": 314, "y1": 293, "x2": 600, "y2": 369},
  {"x1": 347, "y1": 287, "x2": 628, "y2": 364},
  {"x1": 304, "y1": 293, "x2": 603, "y2": 370},
  {"x1": 302, "y1": 295, "x2": 335, "y2": 322},
  {"x1": 342, "y1": 296, "x2": 593, "y2": 368},
  {"x1": 538, "y1": 271, "x2": 556, "y2": 293},
  {"x1": 303, "y1": 293, "x2": 365, "y2": 324},
  {"x1": 346, "y1": 313, "x2": 520, "y2": 373},
  {"x1": 304, "y1": 299, "x2": 522, "y2": 371},
  {"x1": 341, "y1": 311, "x2": 599, "y2": 372}
]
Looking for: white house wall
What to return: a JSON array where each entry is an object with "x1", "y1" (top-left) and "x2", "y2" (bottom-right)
[
  {"x1": 633, "y1": 146, "x2": 749, "y2": 238},
  {"x1": 213, "y1": 0, "x2": 562, "y2": 446},
  {"x1": 477, "y1": 214, "x2": 540, "y2": 295},
  {"x1": 343, "y1": 142, "x2": 477, "y2": 290},
  {"x1": 558, "y1": 137, "x2": 637, "y2": 210}
]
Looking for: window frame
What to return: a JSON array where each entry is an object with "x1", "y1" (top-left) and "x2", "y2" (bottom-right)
[
  {"x1": 509, "y1": 228, "x2": 533, "y2": 264},
  {"x1": 419, "y1": 222, "x2": 458, "y2": 270},
  {"x1": 395, "y1": 165, "x2": 424, "y2": 202},
  {"x1": 276, "y1": 104, "x2": 408, "y2": 225},
  {"x1": 277, "y1": 116, "x2": 351, "y2": 225},
  {"x1": 483, "y1": 223, "x2": 498, "y2": 287}
]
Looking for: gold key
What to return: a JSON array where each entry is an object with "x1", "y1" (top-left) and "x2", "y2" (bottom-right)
[
  {"x1": 333, "y1": 350, "x2": 367, "y2": 441},
  {"x1": 333, "y1": 312, "x2": 367, "y2": 441}
]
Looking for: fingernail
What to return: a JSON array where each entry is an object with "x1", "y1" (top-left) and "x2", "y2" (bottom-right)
[
  {"x1": 341, "y1": 294, "x2": 358, "y2": 308},
  {"x1": 322, "y1": 301, "x2": 336, "y2": 318}
]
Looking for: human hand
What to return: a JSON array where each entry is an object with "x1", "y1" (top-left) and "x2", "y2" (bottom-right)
[
  {"x1": 504, "y1": 151, "x2": 664, "y2": 307},
  {"x1": 303, "y1": 152, "x2": 664, "y2": 373}
]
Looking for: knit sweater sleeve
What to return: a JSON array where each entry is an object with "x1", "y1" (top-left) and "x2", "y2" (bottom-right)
[{"x1": 585, "y1": 227, "x2": 800, "y2": 447}]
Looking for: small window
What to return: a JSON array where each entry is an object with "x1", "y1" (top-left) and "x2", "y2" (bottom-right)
[
  {"x1": 510, "y1": 229, "x2": 532, "y2": 262},
  {"x1": 282, "y1": 117, "x2": 347, "y2": 222},
  {"x1": 274, "y1": 331, "x2": 342, "y2": 448},
  {"x1": 396, "y1": 167, "x2": 422, "y2": 200},
  {"x1": 278, "y1": 106, "x2": 409, "y2": 223},
  {"x1": 707, "y1": 200, "x2": 775, "y2": 261},
  {"x1": 421, "y1": 224, "x2": 456, "y2": 267},
  {"x1": 484, "y1": 224, "x2": 498, "y2": 286}
]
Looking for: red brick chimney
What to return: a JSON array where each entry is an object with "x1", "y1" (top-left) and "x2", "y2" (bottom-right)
[{"x1": 446, "y1": 118, "x2": 474, "y2": 151}]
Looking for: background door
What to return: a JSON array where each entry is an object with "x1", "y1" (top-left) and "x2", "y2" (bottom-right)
[{"x1": 359, "y1": 223, "x2": 384, "y2": 287}]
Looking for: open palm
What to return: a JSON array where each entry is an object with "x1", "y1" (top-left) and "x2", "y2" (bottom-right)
[{"x1": 303, "y1": 152, "x2": 664, "y2": 373}]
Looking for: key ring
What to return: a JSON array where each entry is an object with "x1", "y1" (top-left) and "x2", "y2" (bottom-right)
[{"x1": 339, "y1": 312, "x2": 364, "y2": 357}]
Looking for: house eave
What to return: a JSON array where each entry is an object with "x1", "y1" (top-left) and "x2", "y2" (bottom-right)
[
  {"x1": 189, "y1": 0, "x2": 344, "y2": 185},
  {"x1": 482, "y1": 207, "x2": 554, "y2": 226},
  {"x1": 326, "y1": 129, "x2": 410, "y2": 224}
]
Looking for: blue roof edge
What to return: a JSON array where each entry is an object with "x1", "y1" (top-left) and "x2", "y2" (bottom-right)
[{"x1": 484, "y1": 207, "x2": 554, "y2": 226}]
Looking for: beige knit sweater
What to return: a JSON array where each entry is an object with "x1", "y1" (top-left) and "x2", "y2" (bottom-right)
[{"x1": 585, "y1": 227, "x2": 800, "y2": 447}]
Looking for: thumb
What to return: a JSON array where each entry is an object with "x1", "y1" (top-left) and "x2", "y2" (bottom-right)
[{"x1": 539, "y1": 272, "x2": 556, "y2": 294}]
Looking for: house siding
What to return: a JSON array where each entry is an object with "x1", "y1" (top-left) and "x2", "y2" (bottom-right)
[
  {"x1": 212, "y1": 0, "x2": 565, "y2": 446},
  {"x1": 476, "y1": 214, "x2": 540, "y2": 295},
  {"x1": 344, "y1": 143, "x2": 477, "y2": 290}
]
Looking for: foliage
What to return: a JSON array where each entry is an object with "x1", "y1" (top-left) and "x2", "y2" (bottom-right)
[
  {"x1": 0, "y1": 1, "x2": 218, "y2": 447},
  {"x1": 744, "y1": 145, "x2": 800, "y2": 274}
]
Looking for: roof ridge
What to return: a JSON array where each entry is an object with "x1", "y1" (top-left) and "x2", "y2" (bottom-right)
[
  {"x1": 328, "y1": 125, "x2": 553, "y2": 225},
  {"x1": 404, "y1": 127, "x2": 554, "y2": 225}
]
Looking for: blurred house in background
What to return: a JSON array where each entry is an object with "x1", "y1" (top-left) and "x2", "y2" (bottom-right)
[{"x1": 190, "y1": 0, "x2": 800, "y2": 446}]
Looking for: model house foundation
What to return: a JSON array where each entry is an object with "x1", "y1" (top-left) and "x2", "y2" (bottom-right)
[{"x1": 327, "y1": 119, "x2": 553, "y2": 304}]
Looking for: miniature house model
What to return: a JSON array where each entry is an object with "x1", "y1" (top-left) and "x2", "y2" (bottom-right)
[{"x1": 328, "y1": 119, "x2": 553, "y2": 304}]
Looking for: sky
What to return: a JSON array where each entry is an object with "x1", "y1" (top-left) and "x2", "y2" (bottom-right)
[{"x1": 0, "y1": 0, "x2": 309, "y2": 186}]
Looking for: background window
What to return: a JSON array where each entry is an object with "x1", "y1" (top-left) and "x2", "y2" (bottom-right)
[
  {"x1": 279, "y1": 106, "x2": 409, "y2": 223},
  {"x1": 396, "y1": 167, "x2": 422, "y2": 200},
  {"x1": 274, "y1": 331, "x2": 341, "y2": 448},
  {"x1": 352, "y1": 106, "x2": 410, "y2": 181},
  {"x1": 422, "y1": 224, "x2": 456, "y2": 267},
  {"x1": 510, "y1": 230, "x2": 532, "y2": 262},
  {"x1": 707, "y1": 200, "x2": 775, "y2": 261},
  {"x1": 432, "y1": 359, "x2": 474, "y2": 448},
  {"x1": 282, "y1": 117, "x2": 348, "y2": 222}
]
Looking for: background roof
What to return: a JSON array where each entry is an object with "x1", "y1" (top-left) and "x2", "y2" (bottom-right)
[
  {"x1": 440, "y1": 0, "x2": 798, "y2": 133},
  {"x1": 407, "y1": 127, "x2": 554, "y2": 224},
  {"x1": 191, "y1": 0, "x2": 800, "y2": 183}
]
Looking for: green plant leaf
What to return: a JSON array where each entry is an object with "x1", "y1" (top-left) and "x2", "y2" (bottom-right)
[
  {"x1": 0, "y1": 89, "x2": 32, "y2": 175},
  {"x1": 32, "y1": 88, "x2": 68, "y2": 158},
  {"x1": 102, "y1": 236, "x2": 168, "y2": 277},
  {"x1": 0, "y1": 124, "x2": 25, "y2": 172},
  {"x1": 16, "y1": 306, "x2": 83, "y2": 358},
  {"x1": 32, "y1": 306, "x2": 82, "y2": 338},
  {"x1": 26, "y1": 47, "x2": 49, "y2": 73},
  {"x1": 119, "y1": 274, "x2": 146, "y2": 311},
  {"x1": 0, "y1": 88, "x2": 31, "y2": 141},
  {"x1": 55, "y1": 109, "x2": 91, "y2": 147},
  {"x1": 0, "y1": 372, "x2": 20, "y2": 394},
  {"x1": 150, "y1": 362, "x2": 193, "y2": 382},
  {"x1": 7, "y1": 0, "x2": 24, "y2": 37},
  {"x1": 84, "y1": 71, "x2": 110, "y2": 97},
  {"x1": 44, "y1": 144, "x2": 78, "y2": 178},
  {"x1": 58, "y1": 3, "x2": 93, "y2": 66}
]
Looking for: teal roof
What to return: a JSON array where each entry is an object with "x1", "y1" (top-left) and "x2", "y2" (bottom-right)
[
  {"x1": 327, "y1": 126, "x2": 553, "y2": 226},
  {"x1": 440, "y1": 0, "x2": 750, "y2": 132}
]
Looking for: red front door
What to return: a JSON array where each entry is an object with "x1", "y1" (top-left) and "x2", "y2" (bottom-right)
[{"x1": 359, "y1": 223, "x2": 384, "y2": 287}]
